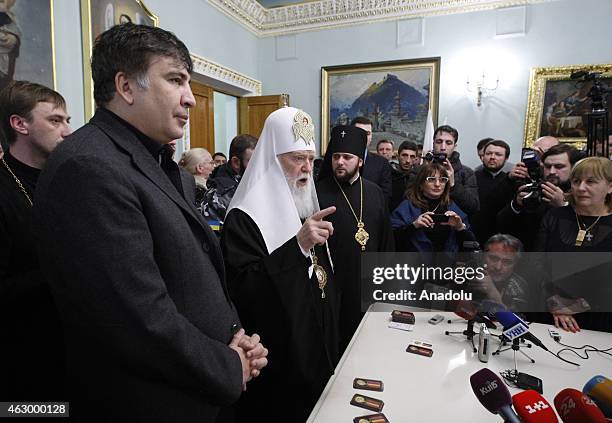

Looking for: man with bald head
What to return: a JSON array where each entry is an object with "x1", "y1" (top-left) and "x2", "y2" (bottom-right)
[
  {"x1": 508, "y1": 136, "x2": 560, "y2": 181},
  {"x1": 533, "y1": 136, "x2": 560, "y2": 156}
]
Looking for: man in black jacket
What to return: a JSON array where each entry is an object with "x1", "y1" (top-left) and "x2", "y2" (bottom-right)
[
  {"x1": 390, "y1": 140, "x2": 418, "y2": 212},
  {"x1": 405, "y1": 125, "x2": 479, "y2": 217},
  {"x1": 351, "y1": 116, "x2": 392, "y2": 200},
  {"x1": 34, "y1": 24, "x2": 267, "y2": 422},
  {"x1": 497, "y1": 143, "x2": 583, "y2": 251},
  {"x1": 473, "y1": 140, "x2": 516, "y2": 246},
  {"x1": 431, "y1": 125, "x2": 479, "y2": 216},
  {"x1": 0, "y1": 81, "x2": 71, "y2": 401}
]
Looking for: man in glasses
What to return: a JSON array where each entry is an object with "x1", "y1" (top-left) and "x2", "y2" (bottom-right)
[{"x1": 469, "y1": 234, "x2": 530, "y2": 312}]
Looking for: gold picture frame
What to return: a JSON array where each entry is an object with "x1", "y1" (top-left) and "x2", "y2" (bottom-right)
[
  {"x1": 80, "y1": 0, "x2": 159, "y2": 120},
  {"x1": 321, "y1": 57, "x2": 440, "y2": 154},
  {"x1": 523, "y1": 63, "x2": 612, "y2": 149},
  {"x1": 3, "y1": 0, "x2": 56, "y2": 91}
]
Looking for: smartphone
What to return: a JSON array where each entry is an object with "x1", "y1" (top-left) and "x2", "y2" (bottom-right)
[{"x1": 430, "y1": 214, "x2": 450, "y2": 224}]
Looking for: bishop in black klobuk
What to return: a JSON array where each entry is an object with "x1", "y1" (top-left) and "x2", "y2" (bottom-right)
[{"x1": 317, "y1": 125, "x2": 394, "y2": 352}]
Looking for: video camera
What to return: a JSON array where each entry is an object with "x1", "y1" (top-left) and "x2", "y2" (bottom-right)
[
  {"x1": 519, "y1": 148, "x2": 544, "y2": 212},
  {"x1": 423, "y1": 152, "x2": 447, "y2": 163}
]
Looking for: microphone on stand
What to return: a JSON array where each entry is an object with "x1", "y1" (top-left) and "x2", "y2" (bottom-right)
[{"x1": 495, "y1": 311, "x2": 549, "y2": 351}]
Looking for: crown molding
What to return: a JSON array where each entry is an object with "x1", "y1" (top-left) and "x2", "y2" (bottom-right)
[
  {"x1": 208, "y1": 0, "x2": 555, "y2": 37},
  {"x1": 191, "y1": 53, "x2": 262, "y2": 95}
]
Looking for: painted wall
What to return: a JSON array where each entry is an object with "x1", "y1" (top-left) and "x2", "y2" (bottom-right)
[
  {"x1": 257, "y1": 0, "x2": 612, "y2": 167},
  {"x1": 52, "y1": 0, "x2": 258, "y2": 129}
]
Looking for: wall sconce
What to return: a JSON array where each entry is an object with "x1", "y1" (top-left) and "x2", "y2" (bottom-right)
[{"x1": 466, "y1": 73, "x2": 499, "y2": 107}]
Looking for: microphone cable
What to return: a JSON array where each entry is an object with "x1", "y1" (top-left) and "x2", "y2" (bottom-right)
[
  {"x1": 546, "y1": 348, "x2": 581, "y2": 366},
  {"x1": 553, "y1": 339, "x2": 612, "y2": 360}
]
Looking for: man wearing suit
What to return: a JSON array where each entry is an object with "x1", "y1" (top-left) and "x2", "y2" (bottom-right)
[
  {"x1": 350, "y1": 116, "x2": 392, "y2": 201},
  {"x1": 34, "y1": 24, "x2": 267, "y2": 422}
]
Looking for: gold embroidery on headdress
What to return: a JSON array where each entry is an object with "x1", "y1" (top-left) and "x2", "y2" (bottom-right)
[{"x1": 292, "y1": 110, "x2": 315, "y2": 146}]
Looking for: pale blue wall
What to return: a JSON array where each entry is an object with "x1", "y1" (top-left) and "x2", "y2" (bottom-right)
[
  {"x1": 213, "y1": 91, "x2": 239, "y2": 156},
  {"x1": 257, "y1": 0, "x2": 612, "y2": 167},
  {"x1": 52, "y1": 0, "x2": 258, "y2": 129}
]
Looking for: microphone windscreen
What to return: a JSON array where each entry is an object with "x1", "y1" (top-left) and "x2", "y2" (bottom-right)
[
  {"x1": 554, "y1": 388, "x2": 607, "y2": 423},
  {"x1": 495, "y1": 311, "x2": 523, "y2": 328},
  {"x1": 470, "y1": 368, "x2": 511, "y2": 414},
  {"x1": 512, "y1": 390, "x2": 558, "y2": 422},
  {"x1": 454, "y1": 300, "x2": 477, "y2": 320},
  {"x1": 584, "y1": 376, "x2": 612, "y2": 418}
]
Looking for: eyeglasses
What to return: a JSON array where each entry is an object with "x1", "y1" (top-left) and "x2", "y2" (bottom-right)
[{"x1": 425, "y1": 176, "x2": 449, "y2": 184}]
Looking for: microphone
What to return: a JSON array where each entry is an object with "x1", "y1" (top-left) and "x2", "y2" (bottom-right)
[
  {"x1": 495, "y1": 311, "x2": 549, "y2": 351},
  {"x1": 554, "y1": 388, "x2": 607, "y2": 422},
  {"x1": 512, "y1": 390, "x2": 558, "y2": 422},
  {"x1": 454, "y1": 299, "x2": 478, "y2": 320},
  {"x1": 584, "y1": 376, "x2": 612, "y2": 418},
  {"x1": 470, "y1": 368, "x2": 522, "y2": 423},
  {"x1": 453, "y1": 300, "x2": 497, "y2": 328}
]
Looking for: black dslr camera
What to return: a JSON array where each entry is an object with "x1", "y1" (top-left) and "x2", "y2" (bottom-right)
[
  {"x1": 519, "y1": 148, "x2": 544, "y2": 211},
  {"x1": 424, "y1": 152, "x2": 447, "y2": 163}
]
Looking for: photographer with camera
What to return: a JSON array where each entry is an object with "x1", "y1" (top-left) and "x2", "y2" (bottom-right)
[
  {"x1": 391, "y1": 162, "x2": 476, "y2": 254},
  {"x1": 404, "y1": 125, "x2": 479, "y2": 217},
  {"x1": 497, "y1": 144, "x2": 583, "y2": 251}
]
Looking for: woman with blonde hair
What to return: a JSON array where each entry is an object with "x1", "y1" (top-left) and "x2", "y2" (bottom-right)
[
  {"x1": 535, "y1": 156, "x2": 612, "y2": 333},
  {"x1": 179, "y1": 148, "x2": 215, "y2": 197}
]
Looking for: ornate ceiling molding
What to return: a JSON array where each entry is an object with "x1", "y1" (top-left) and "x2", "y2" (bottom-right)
[
  {"x1": 191, "y1": 53, "x2": 262, "y2": 95},
  {"x1": 207, "y1": 0, "x2": 555, "y2": 37}
]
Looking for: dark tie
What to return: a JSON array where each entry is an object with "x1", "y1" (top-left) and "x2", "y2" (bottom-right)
[{"x1": 160, "y1": 145, "x2": 185, "y2": 198}]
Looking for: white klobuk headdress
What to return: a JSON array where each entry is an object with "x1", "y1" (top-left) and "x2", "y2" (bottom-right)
[{"x1": 228, "y1": 107, "x2": 321, "y2": 254}]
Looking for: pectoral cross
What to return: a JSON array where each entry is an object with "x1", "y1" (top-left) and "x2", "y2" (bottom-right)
[
  {"x1": 585, "y1": 232, "x2": 594, "y2": 242},
  {"x1": 341, "y1": 130, "x2": 346, "y2": 138}
]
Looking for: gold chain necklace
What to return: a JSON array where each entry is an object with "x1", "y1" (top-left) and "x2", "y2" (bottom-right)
[
  {"x1": 574, "y1": 210, "x2": 602, "y2": 246},
  {"x1": 1, "y1": 157, "x2": 33, "y2": 207},
  {"x1": 334, "y1": 176, "x2": 369, "y2": 251}
]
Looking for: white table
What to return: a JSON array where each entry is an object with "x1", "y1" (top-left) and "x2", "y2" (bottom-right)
[{"x1": 307, "y1": 303, "x2": 612, "y2": 422}]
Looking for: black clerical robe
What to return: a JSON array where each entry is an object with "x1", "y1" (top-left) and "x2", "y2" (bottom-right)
[
  {"x1": 0, "y1": 153, "x2": 64, "y2": 400},
  {"x1": 316, "y1": 176, "x2": 394, "y2": 352},
  {"x1": 221, "y1": 208, "x2": 339, "y2": 422}
]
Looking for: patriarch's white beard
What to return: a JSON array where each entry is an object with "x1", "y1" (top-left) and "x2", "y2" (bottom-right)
[{"x1": 285, "y1": 173, "x2": 316, "y2": 219}]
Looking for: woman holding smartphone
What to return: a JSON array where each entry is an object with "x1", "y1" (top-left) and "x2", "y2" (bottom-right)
[{"x1": 391, "y1": 162, "x2": 476, "y2": 253}]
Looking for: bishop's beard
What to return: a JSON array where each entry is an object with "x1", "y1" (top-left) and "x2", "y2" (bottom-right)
[{"x1": 285, "y1": 172, "x2": 317, "y2": 219}]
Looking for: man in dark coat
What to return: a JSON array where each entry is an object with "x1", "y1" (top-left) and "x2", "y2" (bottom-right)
[
  {"x1": 351, "y1": 116, "x2": 392, "y2": 200},
  {"x1": 472, "y1": 139, "x2": 516, "y2": 246},
  {"x1": 403, "y1": 125, "x2": 479, "y2": 218},
  {"x1": 222, "y1": 107, "x2": 340, "y2": 422},
  {"x1": 317, "y1": 125, "x2": 394, "y2": 352},
  {"x1": 0, "y1": 81, "x2": 72, "y2": 401},
  {"x1": 33, "y1": 24, "x2": 266, "y2": 422}
]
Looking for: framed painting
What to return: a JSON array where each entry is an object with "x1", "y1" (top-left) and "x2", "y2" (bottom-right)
[
  {"x1": 523, "y1": 63, "x2": 612, "y2": 149},
  {"x1": 321, "y1": 57, "x2": 440, "y2": 153},
  {"x1": 80, "y1": 0, "x2": 158, "y2": 119},
  {"x1": 1, "y1": 0, "x2": 55, "y2": 91}
]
